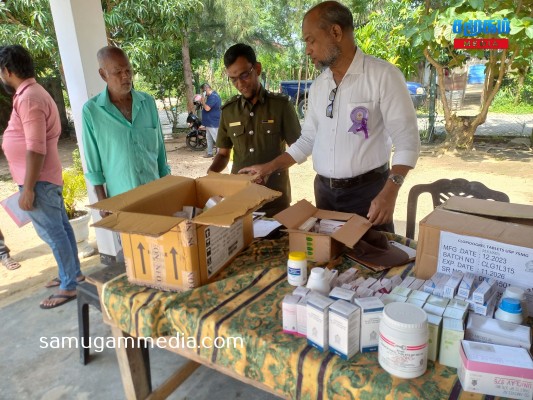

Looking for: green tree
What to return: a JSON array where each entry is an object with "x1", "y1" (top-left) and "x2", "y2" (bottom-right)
[{"x1": 405, "y1": 0, "x2": 533, "y2": 150}]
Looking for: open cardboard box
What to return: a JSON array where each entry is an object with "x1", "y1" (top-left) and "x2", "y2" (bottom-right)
[
  {"x1": 90, "y1": 173, "x2": 280, "y2": 292},
  {"x1": 414, "y1": 197, "x2": 533, "y2": 280},
  {"x1": 274, "y1": 199, "x2": 372, "y2": 263}
]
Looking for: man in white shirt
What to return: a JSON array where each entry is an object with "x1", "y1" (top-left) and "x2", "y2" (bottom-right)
[{"x1": 240, "y1": 0, "x2": 420, "y2": 232}]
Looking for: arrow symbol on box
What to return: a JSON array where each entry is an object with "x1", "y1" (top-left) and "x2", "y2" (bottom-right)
[
  {"x1": 137, "y1": 243, "x2": 146, "y2": 274},
  {"x1": 170, "y1": 247, "x2": 178, "y2": 280}
]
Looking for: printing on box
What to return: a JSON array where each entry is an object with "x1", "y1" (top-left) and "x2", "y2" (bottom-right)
[
  {"x1": 444, "y1": 271, "x2": 463, "y2": 299},
  {"x1": 465, "y1": 313, "x2": 531, "y2": 350},
  {"x1": 473, "y1": 291, "x2": 499, "y2": 317},
  {"x1": 91, "y1": 173, "x2": 279, "y2": 292},
  {"x1": 473, "y1": 278, "x2": 497, "y2": 305},
  {"x1": 282, "y1": 295, "x2": 300, "y2": 334},
  {"x1": 296, "y1": 296, "x2": 308, "y2": 337},
  {"x1": 458, "y1": 340, "x2": 533, "y2": 400},
  {"x1": 457, "y1": 272, "x2": 476, "y2": 299},
  {"x1": 439, "y1": 317, "x2": 465, "y2": 368},
  {"x1": 329, "y1": 287, "x2": 355, "y2": 303},
  {"x1": 414, "y1": 197, "x2": 533, "y2": 282},
  {"x1": 328, "y1": 300, "x2": 361, "y2": 360},
  {"x1": 274, "y1": 200, "x2": 372, "y2": 263},
  {"x1": 306, "y1": 293, "x2": 335, "y2": 351},
  {"x1": 353, "y1": 297, "x2": 384, "y2": 352},
  {"x1": 427, "y1": 313, "x2": 442, "y2": 362}
]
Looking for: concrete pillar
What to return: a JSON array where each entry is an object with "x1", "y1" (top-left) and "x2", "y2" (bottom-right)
[{"x1": 49, "y1": 0, "x2": 121, "y2": 263}]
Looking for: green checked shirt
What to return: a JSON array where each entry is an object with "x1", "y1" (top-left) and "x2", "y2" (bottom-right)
[{"x1": 82, "y1": 88, "x2": 170, "y2": 197}]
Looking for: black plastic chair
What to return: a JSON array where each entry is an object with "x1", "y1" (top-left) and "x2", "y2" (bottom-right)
[{"x1": 405, "y1": 178, "x2": 510, "y2": 239}]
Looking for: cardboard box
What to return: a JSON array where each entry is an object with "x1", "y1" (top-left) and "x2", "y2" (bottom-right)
[
  {"x1": 439, "y1": 317, "x2": 465, "y2": 368},
  {"x1": 353, "y1": 297, "x2": 384, "y2": 352},
  {"x1": 458, "y1": 340, "x2": 533, "y2": 400},
  {"x1": 274, "y1": 200, "x2": 371, "y2": 263},
  {"x1": 427, "y1": 313, "x2": 442, "y2": 362},
  {"x1": 282, "y1": 295, "x2": 300, "y2": 334},
  {"x1": 307, "y1": 293, "x2": 335, "y2": 352},
  {"x1": 414, "y1": 198, "x2": 533, "y2": 280},
  {"x1": 328, "y1": 300, "x2": 361, "y2": 360},
  {"x1": 465, "y1": 313, "x2": 531, "y2": 350},
  {"x1": 91, "y1": 173, "x2": 280, "y2": 291}
]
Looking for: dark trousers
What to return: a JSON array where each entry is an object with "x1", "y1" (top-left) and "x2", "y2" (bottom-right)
[{"x1": 313, "y1": 171, "x2": 395, "y2": 233}]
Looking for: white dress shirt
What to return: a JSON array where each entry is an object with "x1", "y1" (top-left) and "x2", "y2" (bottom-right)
[{"x1": 287, "y1": 48, "x2": 420, "y2": 179}]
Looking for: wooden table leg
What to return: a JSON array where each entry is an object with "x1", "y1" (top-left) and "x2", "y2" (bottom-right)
[{"x1": 111, "y1": 326, "x2": 151, "y2": 400}]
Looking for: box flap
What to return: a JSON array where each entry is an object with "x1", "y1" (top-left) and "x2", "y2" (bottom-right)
[
  {"x1": 442, "y1": 197, "x2": 533, "y2": 221},
  {"x1": 331, "y1": 214, "x2": 372, "y2": 248},
  {"x1": 92, "y1": 211, "x2": 183, "y2": 237},
  {"x1": 273, "y1": 199, "x2": 317, "y2": 229},
  {"x1": 314, "y1": 209, "x2": 357, "y2": 221},
  {"x1": 193, "y1": 183, "x2": 281, "y2": 227},
  {"x1": 90, "y1": 175, "x2": 193, "y2": 213}
]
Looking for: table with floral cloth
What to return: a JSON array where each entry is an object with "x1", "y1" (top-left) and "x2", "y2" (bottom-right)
[{"x1": 102, "y1": 234, "x2": 504, "y2": 400}]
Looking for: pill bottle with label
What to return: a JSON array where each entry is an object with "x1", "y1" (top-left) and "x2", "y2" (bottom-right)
[
  {"x1": 495, "y1": 298, "x2": 523, "y2": 325},
  {"x1": 287, "y1": 251, "x2": 307, "y2": 286},
  {"x1": 502, "y1": 287, "x2": 528, "y2": 318},
  {"x1": 379, "y1": 302, "x2": 428, "y2": 379}
]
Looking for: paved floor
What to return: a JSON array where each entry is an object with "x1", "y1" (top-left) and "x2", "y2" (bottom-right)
[{"x1": 0, "y1": 277, "x2": 279, "y2": 400}]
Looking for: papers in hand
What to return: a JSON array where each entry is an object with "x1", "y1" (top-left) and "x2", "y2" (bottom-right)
[{"x1": 1, "y1": 192, "x2": 32, "y2": 227}]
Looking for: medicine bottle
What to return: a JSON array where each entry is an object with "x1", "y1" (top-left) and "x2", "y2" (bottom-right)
[
  {"x1": 494, "y1": 298, "x2": 523, "y2": 325},
  {"x1": 379, "y1": 302, "x2": 428, "y2": 379},
  {"x1": 287, "y1": 251, "x2": 307, "y2": 286},
  {"x1": 502, "y1": 287, "x2": 528, "y2": 318}
]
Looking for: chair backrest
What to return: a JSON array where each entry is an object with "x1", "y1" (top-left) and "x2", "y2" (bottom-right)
[{"x1": 405, "y1": 178, "x2": 510, "y2": 239}]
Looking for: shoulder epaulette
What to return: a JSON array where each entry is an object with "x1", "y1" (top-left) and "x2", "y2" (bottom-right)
[
  {"x1": 266, "y1": 91, "x2": 290, "y2": 102},
  {"x1": 221, "y1": 95, "x2": 241, "y2": 109}
]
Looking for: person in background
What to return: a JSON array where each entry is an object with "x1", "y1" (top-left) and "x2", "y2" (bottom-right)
[
  {"x1": 199, "y1": 83, "x2": 221, "y2": 158},
  {"x1": 0, "y1": 229, "x2": 21, "y2": 270},
  {"x1": 207, "y1": 43, "x2": 301, "y2": 217},
  {"x1": 239, "y1": 1, "x2": 420, "y2": 231},
  {"x1": 82, "y1": 46, "x2": 170, "y2": 205},
  {"x1": 0, "y1": 45, "x2": 81, "y2": 308}
]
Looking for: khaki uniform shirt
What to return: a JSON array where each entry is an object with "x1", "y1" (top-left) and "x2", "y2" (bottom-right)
[{"x1": 217, "y1": 85, "x2": 301, "y2": 216}]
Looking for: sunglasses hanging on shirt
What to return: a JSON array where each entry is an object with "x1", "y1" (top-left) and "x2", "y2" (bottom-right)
[{"x1": 326, "y1": 87, "x2": 337, "y2": 118}]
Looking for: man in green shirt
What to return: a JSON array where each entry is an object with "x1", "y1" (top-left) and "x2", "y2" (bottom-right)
[
  {"x1": 208, "y1": 43, "x2": 301, "y2": 216},
  {"x1": 82, "y1": 46, "x2": 170, "y2": 209}
]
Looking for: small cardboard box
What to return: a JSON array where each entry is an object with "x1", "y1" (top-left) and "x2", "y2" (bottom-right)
[
  {"x1": 274, "y1": 200, "x2": 371, "y2": 263},
  {"x1": 91, "y1": 173, "x2": 280, "y2": 292},
  {"x1": 353, "y1": 297, "x2": 384, "y2": 352},
  {"x1": 414, "y1": 197, "x2": 533, "y2": 280},
  {"x1": 458, "y1": 340, "x2": 533, "y2": 400}
]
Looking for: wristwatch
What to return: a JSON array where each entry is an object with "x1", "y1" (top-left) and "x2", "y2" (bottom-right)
[{"x1": 388, "y1": 174, "x2": 405, "y2": 186}]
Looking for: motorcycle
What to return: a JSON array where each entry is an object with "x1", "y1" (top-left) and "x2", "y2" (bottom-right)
[{"x1": 186, "y1": 96, "x2": 207, "y2": 151}]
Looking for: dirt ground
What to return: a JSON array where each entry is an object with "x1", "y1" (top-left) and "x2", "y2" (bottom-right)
[{"x1": 0, "y1": 135, "x2": 531, "y2": 307}]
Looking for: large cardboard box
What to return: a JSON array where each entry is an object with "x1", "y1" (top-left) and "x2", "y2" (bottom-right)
[
  {"x1": 91, "y1": 173, "x2": 280, "y2": 292},
  {"x1": 414, "y1": 197, "x2": 533, "y2": 275},
  {"x1": 273, "y1": 200, "x2": 371, "y2": 263}
]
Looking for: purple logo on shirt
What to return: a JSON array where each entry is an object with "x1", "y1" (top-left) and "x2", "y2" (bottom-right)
[{"x1": 348, "y1": 106, "x2": 369, "y2": 139}]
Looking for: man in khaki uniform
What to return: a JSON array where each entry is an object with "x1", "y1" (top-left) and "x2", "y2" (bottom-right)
[{"x1": 208, "y1": 43, "x2": 301, "y2": 216}]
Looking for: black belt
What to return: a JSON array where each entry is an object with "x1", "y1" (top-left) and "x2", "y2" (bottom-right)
[{"x1": 318, "y1": 164, "x2": 389, "y2": 189}]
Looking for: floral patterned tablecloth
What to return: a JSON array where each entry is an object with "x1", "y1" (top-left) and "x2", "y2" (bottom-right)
[{"x1": 102, "y1": 234, "x2": 505, "y2": 400}]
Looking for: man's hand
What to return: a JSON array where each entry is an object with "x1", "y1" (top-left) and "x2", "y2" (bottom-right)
[
  {"x1": 367, "y1": 187, "x2": 397, "y2": 226},
  {"x1": 19, "y1": 188, "x2": 35, "y2": 211},
  {"x1": 238, "y1": 163, "x2": 272, "y2": 184}
]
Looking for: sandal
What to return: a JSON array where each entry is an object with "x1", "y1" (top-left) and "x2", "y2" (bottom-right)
[
  {"x1": 1, "y1": 256, "x2": 21, "y2": 270},
  {"x1": 44, "y1": 275, "x2": 86, "y2": 288},
  {"x1": 40, "y1": 292, "x2": 77, "y2": 309}
]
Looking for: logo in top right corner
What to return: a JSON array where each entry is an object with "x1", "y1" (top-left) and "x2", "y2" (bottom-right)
[{"x1": 453, "y1": 18, "x2": 510, "y2": 50}]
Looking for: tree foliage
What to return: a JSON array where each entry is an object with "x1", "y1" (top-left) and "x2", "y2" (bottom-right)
[{"x1": 405, "y1": 0, "x2": 533, "y2": 150}]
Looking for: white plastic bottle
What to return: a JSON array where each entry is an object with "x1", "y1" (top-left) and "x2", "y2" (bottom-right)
[
  {"x1": 494, "y1": 298, "x2": 523, "y2": 325},
  {"x1": 287, "y1": 251, "x2": 307, "y2": 286},
  {"x1": 379, "y1": 302, "x2": 429, "y2": 379},
  {"x1": 306, "y1": 267, "x2": 331, "y2": 295},
  {"x1": 503, "y1": 286, "x2": 528, "y2": 318}
]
